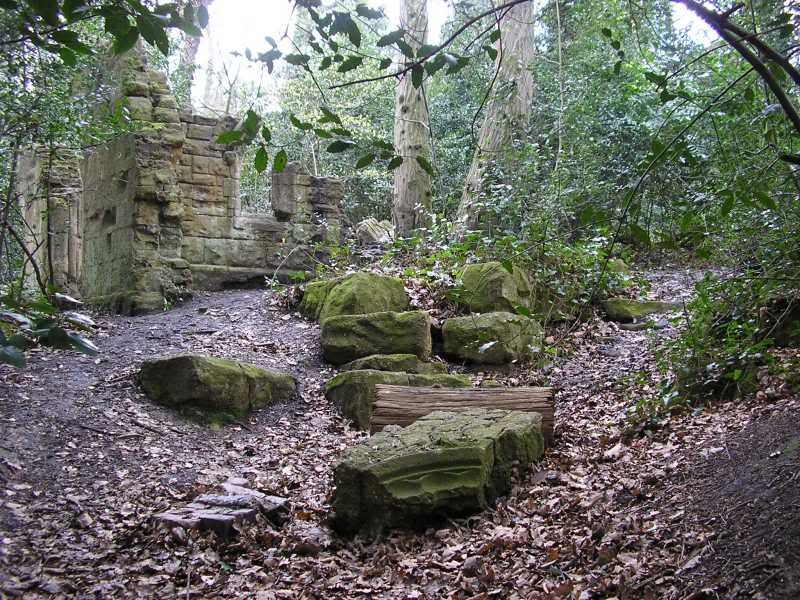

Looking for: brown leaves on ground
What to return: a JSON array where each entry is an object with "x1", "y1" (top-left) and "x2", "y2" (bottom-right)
[{"x1": 0, "y1": 270, "x2": 798, "y2": 598}]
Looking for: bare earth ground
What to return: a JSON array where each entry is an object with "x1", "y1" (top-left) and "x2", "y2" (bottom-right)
[{"x1": 0, "y1": 268, "x2": 798, "y2": 599}]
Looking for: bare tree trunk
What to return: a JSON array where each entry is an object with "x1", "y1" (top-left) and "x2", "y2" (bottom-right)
[
  {"x1": 392, "y1": 0, "x2": 432, "y2": 237},
  {"x1": 456, "y1": 1, "x2": 536, "y2": 232}
]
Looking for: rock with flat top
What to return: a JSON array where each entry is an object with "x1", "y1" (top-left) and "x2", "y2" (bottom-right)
[
  {"x1": 603, "y1": 297, "x2": 678, "y2": 323},
  {"x1": 340, "y1": 353, "x2": 447, "y2": 375},
  {"x1": 330, "y1": 409, "x2": 544, "y2": 535},
  {"x1": 138, "y1": 354, "x2": 295, "y2": 420},
  {"x1": 155, "y1": 478, "x2": 289, "y2": 539},
  {"x1": 321, "y1": 310, "x2": 431, "y2": 365}
]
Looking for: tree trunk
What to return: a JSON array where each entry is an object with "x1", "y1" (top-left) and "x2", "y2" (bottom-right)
[
  {"x1": 372, "y1": 384, "x2": 554, "y2": 443},
  {"x1": 177, "y1": 0, "x2": 215, "y2": 110},
  {"x1": 392, "y1": 0, "x2": 432, "y2": 237},
  {"x1": 456, "y1": 1, "x2": 536, "y2": 232}
]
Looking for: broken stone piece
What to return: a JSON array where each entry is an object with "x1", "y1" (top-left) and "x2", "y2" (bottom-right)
[{"x1": 330, "y1": 408, "x2": 544, "y2": 535}]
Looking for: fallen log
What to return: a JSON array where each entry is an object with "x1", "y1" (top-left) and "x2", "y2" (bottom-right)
[{"x1": 372, "y1": 385, "x2": 554, "y2": 443}]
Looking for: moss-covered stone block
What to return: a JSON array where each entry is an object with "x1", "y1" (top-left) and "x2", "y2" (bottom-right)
[
  {"x1": 321, "y1": 311, "x2": 432, "y2": 365},
  {"x1": 603, "y1": 297, "x2": 678, "y2": 323},
  {"x1": 324, "y1": 369, "x2": 470, "y2": 430},
  {"x1": 319, "y1": 272, "x2": 408, "y2": 322},
  {"x1": 330, "y1": 408, "x2": 544, "y2": 535},
  {"x1": 138, "y1": 354, "x2": 295, "y2": 420},
  {"x1": 298, "y1": 277, "x2": 342, "y2": 320},
  {"x1": 442, "y1": 312, "x2": 543, "y2": 364},
  {"x1": 457, "y1": 262, "x2": 532, "y2": 314},
  {"x1": 340, "y1": 353, "x2": 447, "y2": 375}
]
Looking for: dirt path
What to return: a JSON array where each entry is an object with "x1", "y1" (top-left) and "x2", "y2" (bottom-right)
[{"x1": 1, "y1": 268, "x2": 798, "y2": 598}]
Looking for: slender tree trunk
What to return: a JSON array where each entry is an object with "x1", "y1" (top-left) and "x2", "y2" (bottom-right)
[
  {"x1": 457, "y1": 1, "x2": 536, "y2": 232},
  {"x1": 392, "y1": 0, "x2": 432, "y2": 237},
  {"x1": 176, "y1": 0, "x2": 214, "y2": 109}
]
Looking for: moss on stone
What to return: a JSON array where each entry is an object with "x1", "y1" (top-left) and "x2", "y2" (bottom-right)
[
  {"x1": 319, "y1": 272, "x2": 408, "y2": 322},
  {"x1": 138, "y1": 354, "x2": 295, "y2": 421},
  {"x1": 324, "y1": 369, "x2": 470, "y2": 430},
  {"x1": 330, "y1": 408, "x2": 544, "y2": 535},
  {"x1": 457, "y1": 262, "x2": 532, "y2": 314},
  {"x1": 603, "y1": 297, "x2": 678, "y2": 322},
  {"x1": 320, "y1": 310, "x2": 432, "y2": 365},
  {"x1": 442, "y1": 312, "x2": 543, "y2": 364},
  {"x1": 340, "y1": 353, "x2": 447, "y2": 375},
  {"x1": 298, "y1": 278, "x2": 341, "y2": 320}
]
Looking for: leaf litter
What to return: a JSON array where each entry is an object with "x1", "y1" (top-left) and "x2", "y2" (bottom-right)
[{"x1": 0, "y1": 269, "x2": 798, "y2": 598}]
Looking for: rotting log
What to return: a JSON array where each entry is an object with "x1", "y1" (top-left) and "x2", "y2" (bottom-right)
[{"x1": 372, "y1": 385, "x2": 554, "y2": 443}]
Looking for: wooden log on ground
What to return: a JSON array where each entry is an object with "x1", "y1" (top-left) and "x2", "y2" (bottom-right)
[{"x1": 372, "y1": 385, "x2": 554, "y2": 443}]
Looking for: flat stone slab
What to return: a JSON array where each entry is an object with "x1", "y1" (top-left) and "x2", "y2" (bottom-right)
[
  {"x1": 138, "y1": 354, "x2": 295, "y2": 420},
  {"x1": 603, "y1": 297, "x2": 679, "y2": 323},
  {"x1": 330, "y1": 408, "x2": 544, "y2": 536},
  {"x1": 320, "y1": 311, "x2": 432, "y2": 365},
  {"x1": 155, "y1": 479, "x2": 289, "y2": 539}
]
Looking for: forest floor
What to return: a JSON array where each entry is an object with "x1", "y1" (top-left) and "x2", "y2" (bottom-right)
[{"x1": 1, "y1": 266, "x2": 799, "y2": 599}]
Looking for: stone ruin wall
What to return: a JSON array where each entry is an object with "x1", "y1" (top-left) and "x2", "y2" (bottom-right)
[{"x1": 17, "y1": 55, "x2": 342, "y2": 314}]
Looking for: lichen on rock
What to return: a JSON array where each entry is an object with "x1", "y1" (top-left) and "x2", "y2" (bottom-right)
[
  {"x1": 603, "y1": 297, "x2": 678, "y2": 323},
  {"x1": 457, "y1": 262, "x2": 533, "y2": 314},
  {"x1": 330, "y1": 408, "x2": 544, "y2": 535},
  {"x1": 320, "y1": 310, "x2": 431, "y2": 365},
  {"x1": 442, "y1": 312, "x2": 543, "y2": 364},
  {"x1": 138, "y1": 354, "x2": 295, "y2": 421}
]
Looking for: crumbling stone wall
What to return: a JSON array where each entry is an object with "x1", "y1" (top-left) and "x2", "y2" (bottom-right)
[{"x1": 17, "y1": 54, "x2": 342, "y2": 314}]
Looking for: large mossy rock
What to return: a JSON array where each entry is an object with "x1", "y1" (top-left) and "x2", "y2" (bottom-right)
[
  {"x1": 457, "y1": 262, "x2": 532, "y2": 314},
  {"x1": 321, "y1": 311, "x2": 431, "y2": 365},
  {"x1": 298, "y1": 278, "x2": 341, "y2": 320},
  {"x1": 330, "y1": 408, "x2": 544, "y2": 535},
  {"x1": 442, "y1": 312, "x2": 542, "y2": 364},
  {"x1": 603, "y1": 297, "x2": 678, "y2": 323},
  {"x1": 298, "y1": 272, "x2": 409, "y2": 322},
  {"x1": 340, "y1": 353, "x2": 447, "y2": 375},
  {"x1": 325, "y1": 369, "x2": 470, "y2": 430},
  {"x1": 138, "y1": 354, "x2": 295, "y2": 420}
]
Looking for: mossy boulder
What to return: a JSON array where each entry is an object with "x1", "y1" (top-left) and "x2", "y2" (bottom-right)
[
  {"x1": 330, "y1": 408, "x2": 544, "y2": 535},
  {"x1": 340, "y1": 353, "x2": 447, "y2": 375},
  {"x1": 324, "y1": 369, "x2": 470, "y2": 430},
  {"x1": 442, "y1": 312, "x2": 543, "y2": 364},
  {"x1": 321, "y1": 310, "x2": 432, "y2": 365},
  {"x1": 298, "y1": 278, "x2": 342, "y2": 320},
  {"x1": 298, "y1": 272, "x2": 409, "y2": 322},
  {"x1": 138, "y1": 354, "x2": 295, "y2": 420},
  {"x1": 603, "y1": 297, "x2": 678, "y2": 323},
  {"x1": 321, "y1": 272, "x2": 408, "y2": 322},
  {"x1": 457, "y1": 262, "x2": 533, "y2": 314}
]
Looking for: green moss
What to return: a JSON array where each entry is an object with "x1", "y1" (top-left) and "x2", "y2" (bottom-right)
[
  {"x1": 442, "y1": 312, "x2": 543, "y2": 364},
  {"x1": 603, "y1": 297, "x2": 678, "y2": 322},
  {"x1": 324, "y1": 369, "x2": 470, "y2": 430},
  {"x1": 457, "y1": 262, "x2": 532, "y2": 314},
  {"x1": 298, "y1": 278, "x2": 341, "y2": 320},
  {"x1": 320, "y1": 310, "x2": 432, "y2": 365},
  {"x1": 319, "y1": 272, "x2": 408, "y2": 322},
  {"x1": 330, "y1": 409, "x2": 543, "y2": 535},
  {"x1": 340, "y1": 353, "x2": 447, "y2": 375},
  {"x1": 138, "y1": 354, "x2": 295, "y2": 421}
]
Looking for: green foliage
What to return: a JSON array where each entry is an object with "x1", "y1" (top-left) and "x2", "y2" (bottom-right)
[{"x1": 0, "y1": 286, "x2": 98, "y2": 367}]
